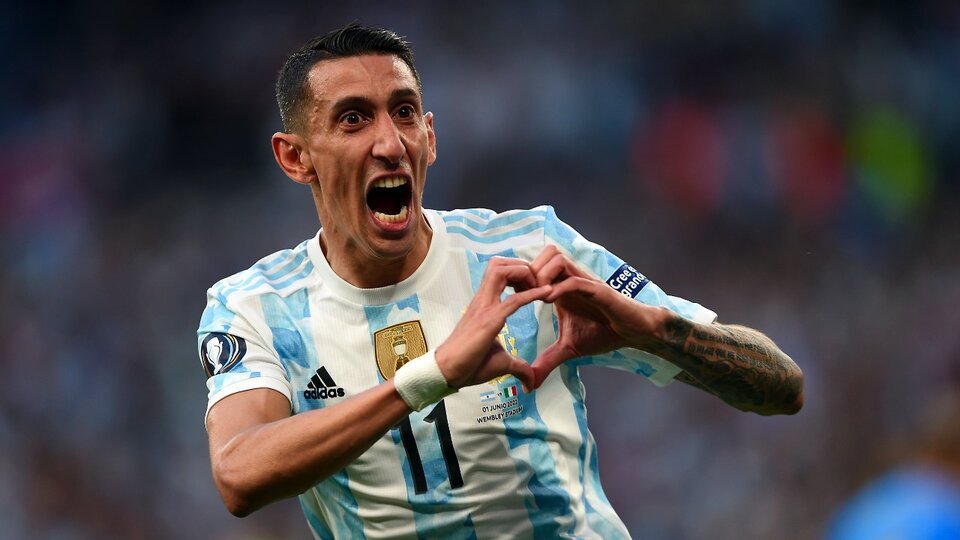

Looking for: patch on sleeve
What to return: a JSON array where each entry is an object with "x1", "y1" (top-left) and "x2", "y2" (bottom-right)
[
  {"x1": 605, "y1": 263, "x2": 650, "y2": 299},
  {"x1": 199, "y1": 333, "x2": 248, "y2": 378}
]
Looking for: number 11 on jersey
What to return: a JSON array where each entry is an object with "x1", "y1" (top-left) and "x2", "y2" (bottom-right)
[{"x1": 393, "y1": 400, "x2": 464, "y2": 494}]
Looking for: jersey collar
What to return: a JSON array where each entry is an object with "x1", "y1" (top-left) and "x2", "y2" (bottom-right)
[{"x1": 307, "y1": 209, "x2": 449, "y2": 305}]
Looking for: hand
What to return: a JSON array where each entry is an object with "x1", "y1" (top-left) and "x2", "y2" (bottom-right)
[
  {"x1": 528, "y1": 245, "x2": 666, "y2": 388},
  {"x1": 435, "y1": 256, "x2": 552, "y2": 392}
]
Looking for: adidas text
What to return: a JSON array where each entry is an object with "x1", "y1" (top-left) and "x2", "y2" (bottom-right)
[{"x1": 303, "y1": 387, "x2": 345, "y2": 400}]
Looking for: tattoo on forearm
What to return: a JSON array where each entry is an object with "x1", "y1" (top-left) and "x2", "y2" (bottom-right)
[{"x1": 657, "y1": 318, "x2": 802, "y2": 414}]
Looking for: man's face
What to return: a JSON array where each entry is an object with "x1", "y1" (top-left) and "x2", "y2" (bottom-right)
[{"x1": 301, "y1": 54, "x2": 436, "y2": 264}]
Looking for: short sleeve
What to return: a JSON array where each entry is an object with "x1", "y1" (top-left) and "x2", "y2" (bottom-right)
[
  {"x1": 539, "y1": 206, "x2": 718, "y2": 385},
  {"x1": 197, "y1": 292, "x2": 293, "y2": 421}
]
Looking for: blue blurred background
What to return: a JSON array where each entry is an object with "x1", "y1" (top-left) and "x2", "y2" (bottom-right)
[{"x1": 3, "y1": 1, "x2": 960, "y2": 538}]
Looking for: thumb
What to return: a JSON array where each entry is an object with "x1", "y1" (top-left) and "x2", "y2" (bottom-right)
[
  {"x1": 531, "y1": 341, "x2": 575, "y2": 388},
  {"x1": 482, "y1": 344, "x2": 535, "y2": 393},
  {"x1": 505, "y1": 356, "x2": 535, "y2": 394},
  {"x1": 490, "y1": 340, "x2": 536, "y2": 392}
]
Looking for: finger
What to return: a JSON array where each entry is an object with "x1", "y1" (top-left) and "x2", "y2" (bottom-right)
[
  {"x1": 497, "y1": 284, "x2": 552, "y2": 317},
  {"x1": 485, "y1": 256, "x2": 532, "y2": 274},
  {"x1": 499, "y1": 265, "x2": 539, "y2": 294},
  {"x1": 535, "y1": 252, "x2": 568, "y2": 287},
  {"x1": 555, "y1": 254, "x2": 594, "y2": 280},
  {"x1": 529, "y1": 244, "x2": 560, "y2": 276},
  {"x1": 515, "y1": 362, "x2": 535, "y2": 394},
  {"x1": 531, "y1": 341, "x2": 576, "y2": 388},
  {"x1": 544, "y1": 276, "x2": 597, "y2": 303},
  {"x1": 504, "y1": 354, "x2": 535, "y2": 394},
  {"x1": 478, "y1": 262, "x2": 536, "y2": 299},
  {"x1": 504, "y1": 271, "x2": 539, "y2": 292},
  {"x1": 485, "y1": 347, "x2": 535, "y2": 393},
  {"x1": 488, "y1": 255, "x2": 530, "y2": 266}
]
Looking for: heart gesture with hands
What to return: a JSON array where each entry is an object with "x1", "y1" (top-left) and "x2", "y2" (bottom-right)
[
  {"x1": 434, "y1": 256, "x2": 553, "y2": 393},
  {"x1": 528, "y1": 245, "x2": 670, "y2": 388},
  {"x1": 435, "y1": 247, "x2": 671, "y2": 394}
]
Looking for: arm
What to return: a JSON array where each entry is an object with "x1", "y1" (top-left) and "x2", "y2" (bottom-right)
[
  {"x1": 207, "y1": 383, "x2": 409, "y2": 517},
  {"x1": 640, "y1": 315, "x2": 803, "y2": 415},
  {"x1": 529, "y1": 245, "x2": 803, "y2": 416},
  {"x1": 206, "y1": 257, "x2": 551, "y2": 516}
]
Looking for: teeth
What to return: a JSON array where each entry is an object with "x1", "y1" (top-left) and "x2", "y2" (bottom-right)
[
  {"x1": 372, "y1": 177, "x2": 408, "y2": 189},
  {"x1": 374, "y1": 205, "x2": 408, "y2": 223}
]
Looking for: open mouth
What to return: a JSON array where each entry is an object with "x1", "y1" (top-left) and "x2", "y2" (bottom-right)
[{"x1": 366, "y1": 176, "x2": 412, "y2": 224}]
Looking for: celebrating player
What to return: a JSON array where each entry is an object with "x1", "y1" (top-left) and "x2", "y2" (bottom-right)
[{"x1": 198, "y1": 23, "x2": 803, "y2": 538}]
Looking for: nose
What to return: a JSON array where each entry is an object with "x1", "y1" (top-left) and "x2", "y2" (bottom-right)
[{"x1": 371, "y1": 115, "x2": 404, "y2": 166}]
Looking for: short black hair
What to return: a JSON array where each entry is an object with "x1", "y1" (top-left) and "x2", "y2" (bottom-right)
[{"x1": 275, "y1": 23, "x2": 421, "y2": 134}]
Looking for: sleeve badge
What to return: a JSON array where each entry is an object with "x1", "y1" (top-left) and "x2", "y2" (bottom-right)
[{"x1": 199, "y1": 333, "x2": 247, "y2": 378}]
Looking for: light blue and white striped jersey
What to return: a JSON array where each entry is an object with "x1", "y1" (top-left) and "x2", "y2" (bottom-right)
[{"x1": 198, "y1": 206, "x2": 717, "y2": 540}]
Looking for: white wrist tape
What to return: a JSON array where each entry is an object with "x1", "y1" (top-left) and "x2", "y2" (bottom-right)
[{"x1": 393, "y1": 351, "x2": 456, "y2": 411}]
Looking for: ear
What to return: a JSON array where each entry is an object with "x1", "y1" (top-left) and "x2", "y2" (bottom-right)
[
  {"x1": 424, "y1": 111, "x2": 437, "y2": 166},
  {"x1": 271, "y1": 132, "x2": 315, "y2": 185}
]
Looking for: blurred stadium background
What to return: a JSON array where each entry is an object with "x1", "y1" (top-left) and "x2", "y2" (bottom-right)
[{"x1": 3, "y1": 1, "x2": 959, "y2": 538}]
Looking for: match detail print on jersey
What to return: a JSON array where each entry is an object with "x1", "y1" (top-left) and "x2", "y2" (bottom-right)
[{"x1": 374, "y1": 321, "x2": 429, "y2": 380}]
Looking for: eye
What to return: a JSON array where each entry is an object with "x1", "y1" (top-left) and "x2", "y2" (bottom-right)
[
  {"x1": 396, "y1": 105, "x2": 415, "y2": 119},
  {"x1": 339, "y1": 111, "x2": 366, "y2": 127}
]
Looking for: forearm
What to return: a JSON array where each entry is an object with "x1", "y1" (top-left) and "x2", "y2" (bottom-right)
[
  {"x1": 643, "y1": 311, "x2": 804, "y2": 415},
  {"x1": 210, "y1": 383, "x2": 411, "y2": 516}
]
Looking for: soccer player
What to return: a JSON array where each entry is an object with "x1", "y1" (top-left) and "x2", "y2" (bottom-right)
[{"x1": 198, "y1": 23, "x2": 804, "y2": 539}]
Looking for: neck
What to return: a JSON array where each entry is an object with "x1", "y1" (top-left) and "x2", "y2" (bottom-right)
[{"x1": 319, "y1": 217, "x2": 433, "y2": 289}]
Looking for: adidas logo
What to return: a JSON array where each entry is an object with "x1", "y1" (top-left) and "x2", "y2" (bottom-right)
[{"x1": 303, "y1": 366, "x2": 345, "y2": 400}]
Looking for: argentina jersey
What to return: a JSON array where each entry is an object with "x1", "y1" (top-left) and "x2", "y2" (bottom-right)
[{"x1": 198, "y1": 206, "x2": 717, "y2": 539}]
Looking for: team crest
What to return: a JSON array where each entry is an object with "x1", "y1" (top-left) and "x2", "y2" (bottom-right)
[
  {"x1": 200, "y1": 332, "x2": 247, "y2": 378},
  {"x1": 373, "y1": 321, "x2": 429, "y2": 380}
]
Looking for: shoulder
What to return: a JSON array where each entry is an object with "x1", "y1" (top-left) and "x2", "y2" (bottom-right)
[
  {"x1": 437, "y1": 206, "x2": 556, "y2": 227},
  {"x1": 207, "y1": 237, "x2": 317, "y2": 309},
  {"x1": 435, "y1": 206, "x2": 559, "y2": 252}
]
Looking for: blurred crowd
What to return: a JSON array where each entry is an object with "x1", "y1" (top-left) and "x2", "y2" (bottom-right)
[{"x1": 3, "y1": 1, "x2": 959, "y2": 538}]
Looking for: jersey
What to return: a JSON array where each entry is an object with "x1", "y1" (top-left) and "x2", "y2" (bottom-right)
[{"x1": 197, "y1": 206, "x2": 717, "y2": 539}]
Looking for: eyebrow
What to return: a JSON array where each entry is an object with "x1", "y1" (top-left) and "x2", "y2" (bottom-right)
[
  {"x1": 329, "y1": 87, "x2": 421, "y2": 118},
  {"x1": 389, "y1": 88, "x2": 420, "y2": 104}
]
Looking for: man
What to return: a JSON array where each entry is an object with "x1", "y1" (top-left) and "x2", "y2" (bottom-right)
[{"x1": 198, "y1": 23, "x2": 803, "y2": 539}]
